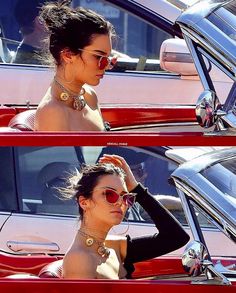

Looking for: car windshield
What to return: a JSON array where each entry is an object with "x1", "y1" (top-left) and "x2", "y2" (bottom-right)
[
  {"x1": 207, "y1": 1, "x2": 236, "y2": 43},
  {"x1": 200, "y1": 158, "x2": 236, "y2": 207}
]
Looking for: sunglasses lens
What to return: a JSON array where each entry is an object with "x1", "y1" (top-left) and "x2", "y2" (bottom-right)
[
  {"x1": 123, "y1": 194, "x2": 136, "y2": 207},
  {"x1": 104, "y1": 189, "x2": 136, "y2": 207},
  {"x1": 105, "y1": 189, "x2": 119, "y2": 204},
  {"x1": 99, "y1": 57, "x2": 109, "y2": 70},
  {"x1": 99, "y1": 57, "x2": 117, "y2": 70},
  {"x1": 109, "y1": 57, "x2": 117, "y2": 69}
]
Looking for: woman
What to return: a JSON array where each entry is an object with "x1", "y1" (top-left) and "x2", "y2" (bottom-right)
[
  {"x1": 34, "y1": 1, "x2": 116, "y2": 131},
  {"x1": 62, "y1": 154, "x2": 190, "y2": 279}
]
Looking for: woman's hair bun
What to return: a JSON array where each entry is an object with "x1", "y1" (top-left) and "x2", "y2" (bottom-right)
[{"x1": 39, "y1": 0, "x2": 74, "y2": 32}]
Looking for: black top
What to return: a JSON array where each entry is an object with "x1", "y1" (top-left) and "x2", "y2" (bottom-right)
[{"x1": 124, "y1": 183, "x2": 190, "y2": 278}]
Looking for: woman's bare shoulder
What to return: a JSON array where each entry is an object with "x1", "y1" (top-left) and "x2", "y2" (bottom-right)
[
  {"x1": 63, "y1": 249, "x2": 97, "y2": 279},
  {"x1": 37, "y1": 97, "x2": 64, "y2": 111},
  {"x1": 35, "y1": 101, "x2": 68, "y2": 131}
]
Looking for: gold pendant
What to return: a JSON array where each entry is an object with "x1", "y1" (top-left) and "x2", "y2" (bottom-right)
[
  {"x1": 86, "y1": 237, "x2": 94, "y2": 247},
  {"x1": 60, "y1": 92, "x2": 69, "y2": 101}
]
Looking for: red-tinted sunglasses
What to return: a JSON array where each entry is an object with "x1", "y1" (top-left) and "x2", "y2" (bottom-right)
[
  {"x1": 78, "y1": 48, "x2": 117, "y2": 70},
  {"x1": 95, "y1": 188, "x2": 136, "y2": 208}
]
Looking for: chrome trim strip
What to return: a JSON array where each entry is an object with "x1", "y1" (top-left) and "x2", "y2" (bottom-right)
[
  {"x1": 112, "y1": 122, "x2": 198, "y2": 131},
  {"x1": 183, "y1": 34, "x2": 211, "y2": 90},
  {"x1": 175, "y1": 183, "x2": 201, "y2": 241},
  {"x1": 162, "y1": 52, "x2": 193, "y2": 63}
]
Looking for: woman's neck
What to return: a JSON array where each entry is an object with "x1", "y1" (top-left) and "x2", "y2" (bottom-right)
[
  {"x1": 78, "y1": 227, "x2": 110, "y2": 258},
  {"x1": 80, "y1": 224, "x2": 109, "y2": 241},
  {"x1": 54, "y1": 74, "x2": 84, "y2": 95},
  {"x1": 52, "y1": 77, "x2": 86, "y2": 111}
]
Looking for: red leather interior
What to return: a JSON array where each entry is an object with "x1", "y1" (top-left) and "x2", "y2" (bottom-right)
[
  {"x1": 8, "y1": 109, "x2": 35, "y2": 131},
  {"x1": 38, "y1": 259, "x2": 63, "y2": 278},
  {"x1": 0, "y1": 251, "x2": 59, "y2": 278}
]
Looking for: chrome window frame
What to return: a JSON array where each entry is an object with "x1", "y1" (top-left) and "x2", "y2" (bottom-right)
[{"x1": 171, "y1": 148, "x2": 236, "y2": 243}]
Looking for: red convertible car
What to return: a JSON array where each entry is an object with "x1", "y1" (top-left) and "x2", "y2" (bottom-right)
[
  {"x1": 0, "y1": 1, "x2": 235, "y2": 291},
  {"x1": 0, "y1": 0, "x2": 235, "y2": 134},
  {"x1": 0, "y1": 146, "x2": 235, "y2": 292}
]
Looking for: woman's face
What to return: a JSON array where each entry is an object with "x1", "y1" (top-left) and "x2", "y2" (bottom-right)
[
  {"x1": 74, "y1": 34, "x2": 113, "y2": 86},
  {"x1": 85, "y1": 174, "x2": 129, "y2": 228}
]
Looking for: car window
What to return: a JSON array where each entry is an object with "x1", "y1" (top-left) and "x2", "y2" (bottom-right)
[
  {"x1": 0, "y1": 147, "x2": 17, "y2": 211},
  {"x1": 13, "y1": 146, "x2": 187, "y2": 226},
  {"x1": 75, "y1": 0, "x2": 172, "y2": 73},
  {"x1": 200, "y1": 159, "x2": 236, "y2": 207},
  {"x1": 196, "y1": 49, "x2": 233, "y2": 103},
  {"x1": 190, "y1": 202, "x2": 235, "y2": 258},
  {"x1": 207, "y1": 2, "x2": 236, "y2": 42},
  {"x1": 0, "y1": 0, "x2": 172, "y2": 74},
  {"x1": 14, "y1": 146, "x2": 82, "y2": 214}
]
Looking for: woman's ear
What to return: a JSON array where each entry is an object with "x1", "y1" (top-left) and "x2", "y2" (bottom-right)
[
  {"x1": 78, "y1": 195, "x2": 89, "y2": 211},
  {"x1": 60, "y1": 48, "x2": 74, "y2": 64}
]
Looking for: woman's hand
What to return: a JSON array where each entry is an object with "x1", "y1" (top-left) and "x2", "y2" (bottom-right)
[{"x1": 98, "y1": 154, "x2": 138, "y2": 191}]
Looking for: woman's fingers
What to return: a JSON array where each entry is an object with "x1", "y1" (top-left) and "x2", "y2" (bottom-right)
[
  {"x1": 99, "y1": 154, "x2": 125, "y2": 168},
  {"x1": 99, "y1": 154, "x2": 138, "y2": 191}
]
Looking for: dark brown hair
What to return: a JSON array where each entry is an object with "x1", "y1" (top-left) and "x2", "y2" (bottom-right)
[
  {"x1": 63, "y1": 163, "x2": 125, "y2": 219},
  {"x1": 40, "y1": 1, "x2": 115, "y2": 65}
]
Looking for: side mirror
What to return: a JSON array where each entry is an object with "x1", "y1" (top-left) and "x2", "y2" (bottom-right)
[
  {"x1": 195, "y1": 90, "x2": 222, "y2": 128},
  {"x1": 182, "y1": 240, "x2": 231, "y2": 285},
  {"x1": 159, "y1": 38, "x2": 198, "y2": 76},
  {"x1": 182, "y1": 241, "x2": 210, "y2": 276}
]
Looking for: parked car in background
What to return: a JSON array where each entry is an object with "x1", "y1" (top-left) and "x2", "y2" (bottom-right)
[
  {"x1": 0, "y1": 145, "x2": 235, "y2": 292},
  {"x1": 0, "y1": 0, "x2": 233, "y2": 109},
  {"x1": 0, "y1": 0, "x2": 235, "y2": 134}
]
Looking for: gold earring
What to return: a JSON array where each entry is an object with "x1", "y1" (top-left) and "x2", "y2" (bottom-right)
[
  {"x1": 111, "y1": 216, "x2": 130, "y2": 235},
  {"x1": 63, "y1": 63, "x2": 75, "y2": 84}
]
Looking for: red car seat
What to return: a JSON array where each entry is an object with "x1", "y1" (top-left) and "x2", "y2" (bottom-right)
[
  {"x1": 38, "y1": 259, "x2": 63, "y2": 278},
  {"x1": 8, "y1": 109, "x2": 36, "y2": 131}
]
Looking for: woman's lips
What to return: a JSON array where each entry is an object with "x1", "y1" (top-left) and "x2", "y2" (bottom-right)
[
  {"x1": 111, "y1": 210, "x2": 123, "y2": 216},
  {"x1": 96, "y1": 74, "x2": 104, "y2": 78}
]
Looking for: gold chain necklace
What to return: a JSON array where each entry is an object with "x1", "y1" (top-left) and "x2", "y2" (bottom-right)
[
  {"x1": 54, "y1": 78, "x2": 86, "y2": 111},
  {"x1": 78, "y1": 230, "x2": 110, "y2": 258}
]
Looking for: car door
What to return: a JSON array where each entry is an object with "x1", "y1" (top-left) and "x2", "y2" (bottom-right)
[{"x1": 0, "y1": 146, "x2": 83, "y2": 254}]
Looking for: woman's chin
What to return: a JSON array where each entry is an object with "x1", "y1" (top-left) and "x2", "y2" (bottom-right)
[
  {"x1": 87, "y1": 79, "x2": 101, "y2": 86},
  {"x1": 111, "y1": 216, "x2": 124, "y2": 225}
]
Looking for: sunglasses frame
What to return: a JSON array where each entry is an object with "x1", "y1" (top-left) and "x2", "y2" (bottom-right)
[
  {"x1": 78, "y1": 48, "x2": 117, "y2": 70},
  {"x1": 94, "y1": 187, "x2": 136, "y2": 208}
]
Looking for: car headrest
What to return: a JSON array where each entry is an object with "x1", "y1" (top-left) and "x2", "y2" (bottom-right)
[
  {"x1": 8, "y1": 109, "x2": 36, "y2": 131},
  {"x1": 37, "y1": 161, "x2": 79, "y2": 214},
  {"x1": 38, "y1": 162, "x2": 77, "y2": 187},
  {"x1": 38, "y1": 259, "x2": 63, "y2": 278}
]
